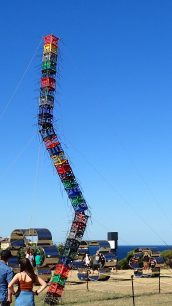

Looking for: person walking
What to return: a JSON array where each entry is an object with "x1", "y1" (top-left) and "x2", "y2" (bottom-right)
[
  {"x1": 0, "y1": 249, "x2": 13, "y2": 305},
  {"x1": 8, "y1": 258, "x2": 47, "y2": 306}
]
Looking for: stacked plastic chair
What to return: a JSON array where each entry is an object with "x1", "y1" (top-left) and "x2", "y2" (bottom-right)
[{"x1": 38, "y1": 34, "x2": 89, "y2": 305}]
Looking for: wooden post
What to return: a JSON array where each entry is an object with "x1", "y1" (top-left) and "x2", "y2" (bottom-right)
[
  {"x1": 159, "y1": 267, "x2": 161, "y2": 294},
  {"x1": 131, "y1": 275, "x2": 135, "y2": 306},
  {"x1": 86, "y1": 269, "x2": 89, "y2": 291}
]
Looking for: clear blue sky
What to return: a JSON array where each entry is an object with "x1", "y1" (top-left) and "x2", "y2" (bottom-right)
[{"x1": 0, "y1": 0, "x2": 172, "y2": 246}]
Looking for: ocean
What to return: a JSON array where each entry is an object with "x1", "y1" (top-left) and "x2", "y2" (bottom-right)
[{"x1": 117, "y1": 245, "x2": 172, "y2": 260}]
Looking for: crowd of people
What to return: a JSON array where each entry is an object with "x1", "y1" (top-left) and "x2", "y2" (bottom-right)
[
  {"x1": 0, "y1": 247, "x2": 117, "y2": 305},
  {"x1": 130, "y1": 251, "x2": 158, "y2": 274},
  {"x1": 0, "y1": 248, "x2": 47, "y2": 305},
  {"x1": 143, "y1": 252, "x2": 157, "y2": 271},
  {"x1": 83, "y1": 251, "x2": 111, "y2": 270}
]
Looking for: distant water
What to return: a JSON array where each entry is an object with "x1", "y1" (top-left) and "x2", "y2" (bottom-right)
[{"x1": 117, "y1": 245, "x2": 172, "y2": 260}]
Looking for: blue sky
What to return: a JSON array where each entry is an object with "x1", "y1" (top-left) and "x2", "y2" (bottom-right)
[{"x1": 0, "y1": 0, "x2": 172, "y2": 246}]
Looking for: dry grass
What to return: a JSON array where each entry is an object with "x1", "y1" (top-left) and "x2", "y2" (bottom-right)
[{"x1": 11, "y1": 269, "x2": 172, "y2": 305}]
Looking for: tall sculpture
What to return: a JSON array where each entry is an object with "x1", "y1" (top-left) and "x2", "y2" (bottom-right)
[{"x1": 38, "y1": 34, "x2": 89, "y2": 304}]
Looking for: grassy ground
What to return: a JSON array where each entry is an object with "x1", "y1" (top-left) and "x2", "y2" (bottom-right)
[{"x1": 11, "y1": 269, "x2": 172, "y2": 305}]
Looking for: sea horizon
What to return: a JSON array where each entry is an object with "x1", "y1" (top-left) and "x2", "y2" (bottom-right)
[{"x1": 117, "y1": 245, "x2": 172, "y2": 260}]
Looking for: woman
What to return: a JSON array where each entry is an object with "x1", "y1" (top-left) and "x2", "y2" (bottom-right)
[
  {"x1": 143, "y1": 252, "x2": 150, "y2": 271},
  {"x1": 8, "y1": 258, "x2": 47, "y2": 306}
]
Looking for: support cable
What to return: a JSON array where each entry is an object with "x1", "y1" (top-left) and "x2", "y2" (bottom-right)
[{"x1": 0, "y1": 40, "x2": 42, "y2": 120}]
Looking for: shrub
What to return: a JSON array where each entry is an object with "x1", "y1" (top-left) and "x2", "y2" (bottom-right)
[
  {"x1": 160, "y1": 250, "x2": 172, "y2": 267},
  {"x1": 118, "y1": 250, "x2": 135, "y2": 270}
]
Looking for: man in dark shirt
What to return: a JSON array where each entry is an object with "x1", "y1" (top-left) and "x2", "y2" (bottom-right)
[{"x1": 0, "y1": 249, "x2": 13, "y2": 305}]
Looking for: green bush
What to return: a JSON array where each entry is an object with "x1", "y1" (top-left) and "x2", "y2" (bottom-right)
[
  {"x1": 118, "y1": 250, "x2": 135, "y2": 269},
  {"x1": 160, "y1": 250, "x2": 172, "y2": 267}
]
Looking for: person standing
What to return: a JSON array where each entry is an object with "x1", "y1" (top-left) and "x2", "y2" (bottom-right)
[
  {"x1": 26, "y1": 251, "x2": 34, "y2": 267},
  {"x1": 83, "y1": 253, "x2": 90, "y2": 267},
  {"x1": 114, "y1": 258, "x2": 118, "y2": 272},
  {"x1": 0, "y1": 249, "x2": 13, "y2": 305},
  {"x1": 143, "y1": 252, "x2": 150, "y2": 271},
  {"x1": 92, "y1": 251, "x2": 100, "y2": 271},
  {"x1": 35, "y1": 253, "x2": 42, "y2": 268},
  {"x1": 98, "y1": 253, "x2": 105, "y2": 268},
  {"x1": 8, "y1": 258, "x2": 47, "y2": 306}
]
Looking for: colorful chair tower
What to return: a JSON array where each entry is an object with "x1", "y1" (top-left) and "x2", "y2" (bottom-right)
[{"x1": 38, "y1": 34, "x2": 89, "y2": 305}]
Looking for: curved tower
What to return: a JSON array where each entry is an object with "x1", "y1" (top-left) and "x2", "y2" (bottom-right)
[{"x1": 38, "y1": 34, "x2": 89, "y2": 305}]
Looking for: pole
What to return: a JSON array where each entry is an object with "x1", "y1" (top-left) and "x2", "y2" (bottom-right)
[
  {"x1": 131, "y1": 275, "x2": 135, "y2": 306},
  {"x1": 86, "y1": 269, "x2": 89, "y2": 291},
  {"x1": 159, "y1": 267, "x2": 161, "y2": 294}
]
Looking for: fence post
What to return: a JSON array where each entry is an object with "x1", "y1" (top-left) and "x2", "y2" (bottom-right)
[
  {"x1": 86, "y1": 269, "x2": 89, "y2": 291},
  {"x1": 131, "y1": 275, "x2": 135, "y2": 306},
  {"x1": 159, "y1": 267, "x2": 161, "y2": 294}
]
